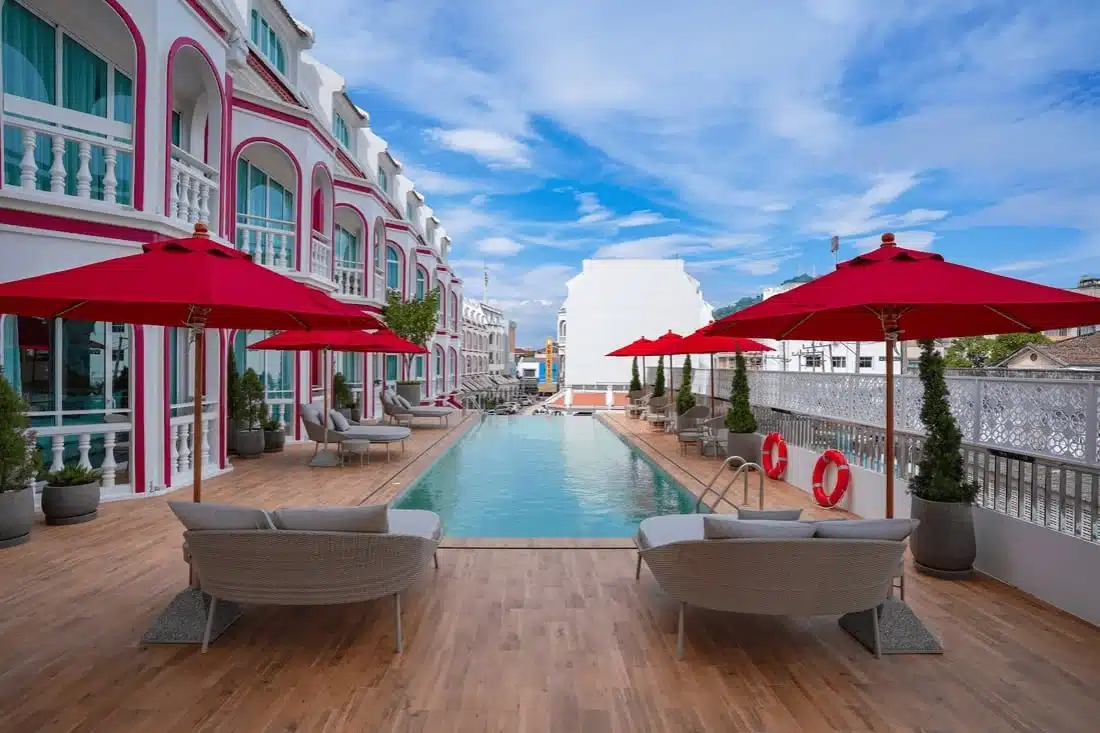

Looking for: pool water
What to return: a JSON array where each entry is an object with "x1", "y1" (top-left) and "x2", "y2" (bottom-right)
[{"x1": 392, "y1": 416, "x2": 696, "y2": 537}]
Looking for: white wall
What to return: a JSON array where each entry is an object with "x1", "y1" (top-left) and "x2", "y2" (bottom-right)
[{"x1": 562, "y1": 259, "x2": 712, "y2": 387}]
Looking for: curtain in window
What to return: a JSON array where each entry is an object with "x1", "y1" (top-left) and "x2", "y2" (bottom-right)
[
  {"x1": 386, "y1": 246, "x2": 400, "y2": 291},
  {"x1": 415, "y1": 355, "x2": 424, "y2": 379},
  {"x1": 61, "y1": 36, "x2": 108, "y2": 200},
  {"x1": 334, "y1": 225, "x2": 358, "y2": 263},
  {"x1": 1, "y1": 316, "x2": 22, "y2": 392},
  {"x1": 112, "y1": 70, "x2": 133, "y2": 205},
  {"x1": 385, "y1": 354, "x2": 398, "y2": 382},
  {"x1": 415, "y1": 271, "x2": 426, "y2": 299},
  {"x1": 2, "y1": 1, "x2": 55, "y2": 188}
]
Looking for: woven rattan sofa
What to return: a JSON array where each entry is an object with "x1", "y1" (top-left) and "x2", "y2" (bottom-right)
[
  {"x1": 171, "y1": 502, "x2": 441, "y2": 653},
  {"x1": 634, "y1": 515, "x2": 916, "y2": 659}
]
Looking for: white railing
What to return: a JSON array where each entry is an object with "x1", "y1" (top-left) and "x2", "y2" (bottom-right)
[
  {"x1": 236, "y1": 216, "x2": 295, "y2": 269},
  {"x1": 3, "y1": 94, "x2": 133, "y2": 205},
  {"x1": 33, "y1": 416, "x2": 132, "y2": 492},
  {"x1": 373, "y1": 270, "x2": 384, "y2": 301},
  {"x1": 168, "y1": 403, "x2": 218, "y2": 484},
  {"x1": 334, "y1": 258, "x2": 364, "y2": 297},
  {"x1": 169, "y1": 146, "x2": 218, "y2": 227},
  {"x1": 310, "y1": 233, "x2": 332, "y2": 280},
  {"x1": 267, "y1": 398, "x2": 294, "y2": 429}
]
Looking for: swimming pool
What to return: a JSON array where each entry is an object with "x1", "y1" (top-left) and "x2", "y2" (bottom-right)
[{"x1": 392, "y1": 416, "x2": 696, "y2": 537}]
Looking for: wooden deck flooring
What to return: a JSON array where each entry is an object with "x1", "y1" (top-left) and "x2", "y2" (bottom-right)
[{"x1": 1, "y1": 411, "x2": 1099, "y2": 732}]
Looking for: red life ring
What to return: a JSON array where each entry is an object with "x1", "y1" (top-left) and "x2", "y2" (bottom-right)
[
  {"x1": 812, "y1": 449, "x2": 850, "y2": 507},
  {"x1": 761, "y1": 432, "x2": 788, "y2": 479}
]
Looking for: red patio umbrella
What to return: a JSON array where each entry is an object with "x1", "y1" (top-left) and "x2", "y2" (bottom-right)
[
  {"x1": 249, "y1": 329, "x2": 425, "y2": 465},
  {"x1": 706, "y1": 232, "x2": 1100, "y2": 516},
  {"x1": 0, "y1": 224, "x2": 383, "y2": 499},
  {"x1": 678, "y1": 330, "x2": 774, "y2": 411},
  {"x1": 607, "y1": 336, "x2": 655, "y2": 389}
]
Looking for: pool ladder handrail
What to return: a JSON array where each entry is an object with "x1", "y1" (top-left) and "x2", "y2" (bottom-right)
[{"x1": 694, "y1": 456, "x2": 765, "y2": 513}]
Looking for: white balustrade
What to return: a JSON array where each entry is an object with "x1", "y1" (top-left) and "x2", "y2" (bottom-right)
[
  {"x1": 334, "y1": 258, "x2": 364, "y2": 297},
  {"x1": 34, "y1": 418, "x2": 132, "y2": 492},
  {"x1": 169, "y1": 404, "x2": 219, "y2": 486},
  {"x1": 267, "y1": 399, "x2": 294, "y2": 429},
  {"x1": 169, "y1": 146, "x2": 218, "y2": 227},
  {"x1": 310, "y1": 233, "x2": 332, "y2": 280},
  {"x1": 236, "y1": 217, "x2": 295, "y2": 269},
  {"x1": 373, "y1": 271, "x2": 385, "y2": 301},
  {"x1": 3, "y1": 94, "x2": 133, "y2": 206}
]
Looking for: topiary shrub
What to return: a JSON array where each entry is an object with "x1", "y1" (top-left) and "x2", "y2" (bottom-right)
[
  {"x1": 652, "y1": 356, "x2": 666, "y2": 398},
  {"x1": 629, "y1": 357, "x2": 642, "y2": 392},
  {"x1": 239, "y1": 368, "x2": 266, "y2": 430},
  {"x1": 724, "y1": 350, "x2": 756, "y2": 433},
  {"x1": 676, "y1": 355, "x2": 696, "y2": 414},
  {"x1": 0, "y1": 376, "x2": 38, "y2": 492}
]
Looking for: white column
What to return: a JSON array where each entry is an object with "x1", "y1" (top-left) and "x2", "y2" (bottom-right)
[
  {"x1": 103, "y1": 148, "x2": 118, "y2": 204},
  {"x1": 20, "y1": 128, "x2": 37, "y2": 189},
  {"x1": 169, "y1": 166, "x2": 181, "y2": 219},
  {"x1": 48, "y1": 135, "x2": 65, "y2": 193},
  {"x1": 50, "y1": 435, "x2": 65, "y2": 473},
  {"x1": 76, "y1": 434, "x2": 92, "y2": 470},
  {"x1": 101, "y1": 431, "x2": 117, "y2": 489},
  {"x1": 75, "y1": 142, "x2": 92, "y2": 198},
  {"x1": 169, "y1": 424, "x2": 180, "y2": 476}
]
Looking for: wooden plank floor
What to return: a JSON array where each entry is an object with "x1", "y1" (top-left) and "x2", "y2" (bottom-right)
[{"x1": 2, "y1": 412, "x2": 1100, "y2": 732}]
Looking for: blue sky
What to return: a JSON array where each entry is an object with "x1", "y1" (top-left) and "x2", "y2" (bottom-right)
[{"x1": 285, "y1": 0, "x2": 1100, "y2": 346}]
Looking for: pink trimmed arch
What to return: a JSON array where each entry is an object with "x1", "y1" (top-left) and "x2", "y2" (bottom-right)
[
  {"x1": 229, "y1": 137, "x2": 303, "y2": 266},
  {"x1": 334, "y1": 202, "x2": 370, "y2": 285},
  {"x1": 310, "y1": 161, "x2": 335, "y2": 278},
  {"x1": 103, "y1": 0, "x2": 147, "y2": 210},
  {"x1": 415, "y1": 263, "x2": 430, "y2": 299},
  {"x1": 449, "y1": 346, "x2": 458, "y2": 393},
  {"x1": 163, "y1": 37, "x2": 226, "y2": 222},
  {"x1": 385, "y1": 239, "x2": 407, "y2": 300}
]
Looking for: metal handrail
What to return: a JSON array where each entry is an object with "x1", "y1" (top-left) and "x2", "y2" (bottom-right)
[{"x1": 695, "y1": 456, "x2": 765, "y2": 512}]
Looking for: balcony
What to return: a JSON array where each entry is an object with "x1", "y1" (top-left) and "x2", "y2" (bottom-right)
[
  {"x1": 168, "y1": 147, "x2": 218, "y2": 227},
  {"x1": 235, "y1": 216, "x2": 295, "y2": 270},
  {"x1": 334, "y1": 258, "x2": 365, "y2": 298},
  {"x1": 309, "y1": 232, "x2": 332, "y2": 281},
  {"x1": 2, "y1": 95, "x2": 133, "y2": 209}
]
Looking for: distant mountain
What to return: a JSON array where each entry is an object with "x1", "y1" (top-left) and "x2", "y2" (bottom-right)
[{"x1": 713, "y1": 295, "x2": 762, "y2": 320}]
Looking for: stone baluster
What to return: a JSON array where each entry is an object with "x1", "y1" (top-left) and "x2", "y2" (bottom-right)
[
  {"x1": 101, "y1": 431, "x2": 117, "y2": 489},
  {"x1": 169, "y1": 424, "x2": 180, "y2": 475},
  {"x1": 75, "y1": 142, "x2": 92, "y2": 198},
  {"x1": 175, "y1": 170, "x2": 189, "y2": 219},
  {"x1": 186, "y1": 176, "x2": 199, "y2": 223},
  {"x1": 49, "y1": 135, "x2": 66, "y2": 193},
  {"x1": 178, "y1": 422, "x2": 192, "y2": 474},
  {"x1": 20, "y1": 128, "x2": 37, "y2": 189},
  {"x1": 202, "y1": 416, "x2": 212, "y2": 469},
  {"x1": 169, "y1": 166, "x2": 181, "y2": 219},
  {"x1": 270, "y1": 233, "x2": 282, "y2": 269},
  {"x1": 103, "y1": 148, "x2": 118, "y2": 204},
  {"x1": 50, "y1": 435, "x2": 65, "y2": 473},
  {"x1": 197, "y1": 180, "x2": 210, "y2": 225},
  {"x1": 77, "y1": 434, "x2": 92, "y2": 470}
]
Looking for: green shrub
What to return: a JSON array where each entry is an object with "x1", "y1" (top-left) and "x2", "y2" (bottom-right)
[
  {"x1": 239, "y1": 368, "x2": 266, "y2": 430},
  {"x1": 332, "y1": 373, "x2": 352, "y2": 408},
  {"x1": 652, "y1": 357, "x2": 666, "y2": 398},
  {"x1": 45, "y1": 464, "x2": 101, "y2": 487},
  {"x1": 629, "y1": 357, "x2": 642, "y2": 392},
  {"x1": 724, "y1": 351, "x2": 756, "y2": 433},
  {"x1": 0, "y1": 376, "x2": 39, "y2": 492},
  {"x1": 676, "y1": 356, "x2": 696, "y2": 415}
]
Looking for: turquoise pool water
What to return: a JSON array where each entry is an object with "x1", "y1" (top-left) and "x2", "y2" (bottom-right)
[{"x1": 392, "y1": 416, "x2": 696, "y2": 537}]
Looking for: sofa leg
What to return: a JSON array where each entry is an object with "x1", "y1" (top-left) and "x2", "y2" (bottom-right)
[
  {"x1": 676, "y1": 603, "x2": 686, "y2": 660},
  {"x1": 201, "y1": 596, "x2": 218, "y2": 654},
  {"x1": 899, "y1": 571, "x2": 906, "y2": 602},
  {"x1": 635, "y1": 552, "x2": 642, "y2": 580},
  {"x1": 394, "y1": 593, "x2": 403, "y2": 653},
  {"x1": 870, "y1": 605, "x2": 882, "y2": 659},
  {"x1": 433, "y1": 551, "x2": 439, "y2": 569}
]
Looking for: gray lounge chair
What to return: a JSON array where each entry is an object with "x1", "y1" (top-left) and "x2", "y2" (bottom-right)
[
  {"x1": 381, "y1": 390, "x2": 453, "y2": 427},
  {"x1": 298, "y1": 403, "x2": 410, "y2": 462}
]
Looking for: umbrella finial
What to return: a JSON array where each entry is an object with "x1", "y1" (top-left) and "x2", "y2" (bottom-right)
[
  {"x1": 881, "y1": 232, "x2": 896, "y2": 247},
  {"x1": 193, "y1": 223, "x2": 210, "y2": 239}
]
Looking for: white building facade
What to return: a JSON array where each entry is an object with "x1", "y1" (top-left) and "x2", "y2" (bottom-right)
[
  {"x1": 558, "y1": 259, "x2": 713, "y2": 391},
  {"x1": 0, "y1": 0, "x2": 463, "y2": 498},
  {"x1": 461, "y1": 299, "x2": 507, "y2": 378}
]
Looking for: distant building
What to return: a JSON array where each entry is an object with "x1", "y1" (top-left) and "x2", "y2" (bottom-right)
[
  {"x1": 996, "y1": 333, "x2": 1100, "y2": 371},
  {"x1": 558, "y1": 260, "x2": 712, "y2": 392},
  {"x1": 1043, "y1": 276, "x2": 1100, "y2": 341},
  {"x1": 505, "y1": 320, "x2": 517, "y2": 377},
  {"x1": 462, "y1": 300, "x2": 508, "y2": 380}
]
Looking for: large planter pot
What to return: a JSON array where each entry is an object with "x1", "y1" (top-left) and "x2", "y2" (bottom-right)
[
  {"x1": 727, "y1": 432, "x2": 763, "y2": 465},
  {"x1": 336, "y1": 407, "x2": 352, "y2": 420},
  {"x1": 236, "y1": 429, "x2": 265, "y2": 459},
  {"x1": 264, "y1": 428, "x2": 286, "y2": 453},
  {"x1": 0, "y1": 487, "x2": 34, "y2": 547},
  {"x1": 350, "y1": 406, "x2": 362, "y2": 423},
  {"x1": 41, "y1": 481, "x2": 101, "y2": 525},
  {"x1": 396, "y1": 382, "x2": 422, "y2": 405},
  {"x1": 227, "y1": 419, "x2": 245, "y2": 454},
  {"x1": 910, "y1": 495, "x2": 976, "y2": 578}
]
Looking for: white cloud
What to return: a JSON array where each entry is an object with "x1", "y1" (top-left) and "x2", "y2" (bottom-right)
[
  {"x1": 575, "y1": 192, "x2": 611, "y2": 224},
  {"x1": 807, "y1": 172, "x2": 947, "y2": 238},
  {"x1": 433, "y1": 206, "x2": 498, "y2": 239},
  {"x1": 426, "y1": 128, "x2": 531, "y2": 168},
  {"x1": 476, "y1": 236, "x2": 523, "y2": 256},
  {"x1": 593, "y1": 234, "x2": 710, "y2": 259},
  {"x1": 615, "y1": 210, "x2": 671, "y2": 228},
  {"x1": 850, "y1": 230, "x2": 936, "y2": 251},
  {"x1": 401, "y1": 164, "x2": 482, "y2": 195}
]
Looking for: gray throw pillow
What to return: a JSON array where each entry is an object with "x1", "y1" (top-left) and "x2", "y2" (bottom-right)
[
  {"x1": 329, "y1": 409, "x2": 350, "y2": 432},
  {"x1": 272, "y1": 504, "x2": 390, "y2": 533},
  {"x1": 169, "y1": 501, "x2": 273, "y2": 530},
  {"x1": 737, "y1": 507, "x2": 803, "y2": 521},
  {"x1": 395, "y1": 395, "x2": 413, "y2": 410},
  {"x1": 703, "y1": 516, "x2": 816, "y2": 539},
  {"x1": 814, "y1": 518, "x2": 919, "y2": 541}
]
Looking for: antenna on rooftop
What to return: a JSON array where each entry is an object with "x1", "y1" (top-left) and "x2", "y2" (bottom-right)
[{"x1": 483, "y1": 261, "x2": 488, "y2": 303}]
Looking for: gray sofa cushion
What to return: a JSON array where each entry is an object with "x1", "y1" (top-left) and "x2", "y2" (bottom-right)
[
  {"x1": 169, "y1": 501, "x2": 274, "y2": 530},
  {"x1": 737, "y1": 507, "x2": 803, "y2": 520},
  {"x1": 299, "y1": 403, "x2": 322, "y2": 426},
  {"x1": 703, "y1": 516, "x2": 817, "y2": 539},
  {"x1": 329, "y1": 409, "x2": 350, "y2": 432},
  {"x1": 395, "y1": 394, "x2": 413, "y2": 410},
  {"x1": 272, "y1": 504, "x2": 390, "y2": 533},
  {"x1": 387, "y1": 509, "x2": 443, "y2": 541},
  {"x1": 814, "y1": 518, "x2": 919, "y2": 541},
  {"x1": 637, "y1": 515, "x2": 704, "y2": 548}
]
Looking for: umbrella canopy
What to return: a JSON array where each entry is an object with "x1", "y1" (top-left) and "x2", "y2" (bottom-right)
[
  {"x1": 678, "y1": 331, "x2": 774, "y2": 355},
  {"x1": 0, "y1": 224, "x2": 383, "y2": 504},
  {"x1": 638, "y1": 330, "x2": 685, "y2": 356},
  {"x1": 704, "y1": 232, "x2": 1100, "y2": 518},
  {"x1": 705, "y1": 233, "x2": 1100, "y2": 341},
  {"x1": 247, "y1": 329, "x2": 425, "y2": 354},
  {"x1": 0, "y1": 226, "x2": 384, "y2": 331},
  {"x1": 606, "y1": 337, "x2": 654, "y2": 357}
]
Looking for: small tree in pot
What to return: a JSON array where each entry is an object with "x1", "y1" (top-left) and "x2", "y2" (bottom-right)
[
  {"x1": 725, "y1": 350, "x2": 761, "y2": 464},
  {"x1": 41, "y1": 465, "x2": 102, "y2": 525},
  {"x1": 652, "y1": 357, "x2": 666, "y2": 398},
  {"x1": 909, "y1": 339, "x2": 979, "y2": 578},
  {"x1": 262, "y1": 405, "x2": 285, "y2": 453},
  {"x1": 629, "y1": 357, "x2": 642, "y2": 392},
  {"x1": 676, "y1": 356, "x2": 696, "y2": 415},
  {"x1": 235, "y1": 368, "x2": 266, "y2": 458},
  {"x1": 226, "y1": 348, "x2": 244, "y2": 454},
  {"x1": 383, "y1": 288, "x2": 440, "y2": 404},
  {"x1": 0, "y1": 376, "x2": 39, "y2": 547},
  {"x1": 332, "y1": 373, "x2": 353, "y2": 419}
]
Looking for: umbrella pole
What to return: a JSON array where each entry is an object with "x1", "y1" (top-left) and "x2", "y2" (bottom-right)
[
  {"x1": 192, "y1": 328, "x2": 204, "y2": 503},
  {"x1": 885, "y1": 335, "x2": 896, "y2": 518},
  {"x1": 310, "y1": 347, "x2": 340, "y2": 467},
  {"x1": 710, "y1": 353, "x2": 715, "y2": 413}
]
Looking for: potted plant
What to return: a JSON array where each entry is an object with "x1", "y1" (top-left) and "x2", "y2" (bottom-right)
[
  {"x1": 226, "y1": 348, "x2": 244, "y2": 454},
  {"x1": 41, "y1": 465, "x2": 102, "y2": 525},
  {"x1": 0, "y1": 376, "x2": 39, "y2": 548},
  {"x1": 652, "y1": 356, "x2": 666, "y2": 398},
  {"x1": 332, "y1": 373, "x2": 353, "y2": 419},
  {"x1": 725, "y1": 350, "x2": 761, "y2": 463},
  {"x1": 349, "y1": 396, "x2": 362, "y2": 424},
  {"x1": 629, "y1": 356, "x2": 642, "y2": 393},
  {"x1": 396, "y1": 380, "x2": 422, "y2": 405},
  {"x1": 909, "y1": 339, "x2": 979, "y2": 578},
  {"x1": 235, "y1": 368, "x2": 266, "y2": 458},
  {"x1": 676, "y1": 355, "x2": 696, "y2": 421},
  {"x1": 262, "y1": 406, "x2": 285, "y2": 453}
]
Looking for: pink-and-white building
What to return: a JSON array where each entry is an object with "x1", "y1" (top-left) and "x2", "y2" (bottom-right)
[{"x1": 0, "y1": 0, "x2": 463, "y2": 497}]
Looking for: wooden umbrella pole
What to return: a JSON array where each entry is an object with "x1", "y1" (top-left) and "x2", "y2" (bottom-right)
[
  {"x1": 710, "y1": 353, "x2": 715, "y2": 413},
  {"x1": 322, "y1": 347, "x2": 331, "y2": 449},
  {"x1": 884, "y1": 334, "x2": 896, "y2": 519},
  {"x1": 192, "y1": 328, "x2": 205, "y2": 503}
]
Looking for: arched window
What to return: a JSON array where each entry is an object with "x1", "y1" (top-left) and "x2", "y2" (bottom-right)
[
  {"x1": 385, "y1": 245, "x2": 400, "y2": 292},
  {"x1": 451, "y1": 292, "x2": 458, "y2": 330},
  {"x1": 372, "y1": 222, "x2": 384, "y2": 273},
  {"x1": 415, "y1": 268, "x2": 426, "y2": 299}
]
